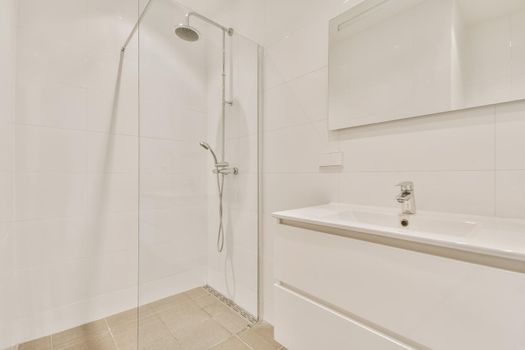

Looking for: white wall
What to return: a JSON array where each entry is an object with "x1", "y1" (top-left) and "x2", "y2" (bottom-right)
[
  {"x1": 261, "y1": 0, "x2": 525, "y2": 323},
  {"x1": 0, "y1": 0, "x2": 16, "y2": 347},
  {"x1": 9, "y1": 0, "x2": 140, "y2": 344},
  {"x1": 137, "y1": 0, "x2": 209, "y2": 304}
]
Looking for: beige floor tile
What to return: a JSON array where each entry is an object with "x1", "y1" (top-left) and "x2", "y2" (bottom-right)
[
  {"x1": 138, "y1": 336, "x2": 184, "y2": 350},
  {"x1": 51, "y1": 320, "x2": 110, "y2": 349},
  {"x1": 53, "y1": 333, "x2": 116, "y2": 350},
  {"x1": 106, "y1": 309, "x2": 138, "y2": 335},
  {"x1": 175, "y1": 319, "x2": 232, "y2": 350},
  {"x1": 185, "y1": 287, "x2": 209, "y2": 301},
  {"x1": 151, "y1": 295, "x2": 196, "y2": 315},
  {"x1": 239, "y1": 327, "x2": 281, "y2": 350},
  {"x1": 202, "y1": 300, "x2": 231, "y2": 317},
  {"x1": 16, "y1": 288, "x2": 284, "y2": 350},
  {"x1": 210, "y1": 336, "x2": 252, "y2": 350},
  {"x1": 149, "y1": 293, "x2": 193, "y2": 313},
  {"x1": 213, "y1": 310, "x2": 250, "y2": 334},
  {"x1": 18, "y1": 336, "x2": 51, "y2": 350},
  {"x1": 158, "y1": 303, "x2": 211, "y2": 333},
  {"x1": 106, "y1": 305, "x2": 155, "y2": 335},
  {"x1": 113, "y1": 314, "x2": 174, "y2": 350},
  {"x1": 193, "y1": 294, "x2": 219, "y2": 309},
  {"x1": 251, "y1": 323, "x2": 277, "y2": 343}
]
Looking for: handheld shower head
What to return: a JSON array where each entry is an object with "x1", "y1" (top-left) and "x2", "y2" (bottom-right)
[{"x1": 199, "y1": 141, "x2": 218, "y2": 164}]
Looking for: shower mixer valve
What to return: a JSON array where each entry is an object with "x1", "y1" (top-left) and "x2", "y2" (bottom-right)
[{"x1": 213, "y1": 162, "x2": 239, "y2": 175}]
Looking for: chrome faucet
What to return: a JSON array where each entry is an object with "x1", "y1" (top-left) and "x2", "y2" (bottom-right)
[{"x1": 396, "y1": 181, "x2": 416, "y2": 215}]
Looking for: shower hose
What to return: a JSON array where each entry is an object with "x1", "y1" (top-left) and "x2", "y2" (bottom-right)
[{"x1": 215, "y1": 170, "x2": 225, "y2": 252}]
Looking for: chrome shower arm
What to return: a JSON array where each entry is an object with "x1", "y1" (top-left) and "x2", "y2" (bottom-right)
[
  {"x1": 120, "y1": 2, "x2": 234, "y2": 51},
  {"x1": 186, "y1": 12, "x2": 234, "y2": 36}
]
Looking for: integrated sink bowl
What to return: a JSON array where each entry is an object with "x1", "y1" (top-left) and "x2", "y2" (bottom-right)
[
  {"x1": 273, "y1": 203, "x2": 525, "y2": 271},
  {"x1": 334, "y1": 209, "x2": 478, "y2": 237}
]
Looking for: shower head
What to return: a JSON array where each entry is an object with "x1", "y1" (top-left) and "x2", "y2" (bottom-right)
[
  {"x1": 199, "y1": 141, "x2": 209, "y2": 150},
  {"x1": 175, "y1": 12, "x2": 233, "y2": 43},
  {"x1": 199, "y1": 141, "x2": 218, "y2": 164},
  {"x1": 175, "y1": 24, "x2": 200, "y2": 42}
]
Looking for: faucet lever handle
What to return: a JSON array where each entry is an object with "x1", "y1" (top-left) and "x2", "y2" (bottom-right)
[{"x1": 396, "y1": 181, "x2": 414, "y2": 191}]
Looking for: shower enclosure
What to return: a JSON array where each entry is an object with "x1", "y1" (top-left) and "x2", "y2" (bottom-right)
[
  {"x1": 0, "y1": 0, "x2": 261, "y2": 348},
  {"x1": 136, "y1": 1, "x2": 262, "y2": 347}
]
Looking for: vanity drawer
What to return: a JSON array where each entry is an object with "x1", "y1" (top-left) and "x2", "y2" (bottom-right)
[
  {"x1": 274, "y1": 283, "x2": 410, "y2": 350},
  {"x1": 274, "y1": 224, "x2": 525, "y2": 349}
]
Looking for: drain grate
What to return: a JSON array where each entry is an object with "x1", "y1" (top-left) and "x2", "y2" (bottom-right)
[{"x1": 204, "y1": 285, "x2": 257, "y2": 324}]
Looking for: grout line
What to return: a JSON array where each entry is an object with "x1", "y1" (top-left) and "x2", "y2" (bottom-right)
[
  {"x1": 262, "y1": 117, "x2": 328, "y2": 134},
  {"x1": 264, "y1": 65, "x2": 328, "y2": 92},
  {"x1": 153, "y1": 300, "x2": 181, "y2": 344},
  {"x1": 233, "y1": 334, "x2": 255, "y2": 350},
  {"x1": 103, "y1": 318, "x2": 119, "y2": 350},
  {"x1": 264, "y1": 169, "x2": 501, "y2": 175},
  {"x1": 493, "y1": 107, "x2": 498, "y2": 216}
]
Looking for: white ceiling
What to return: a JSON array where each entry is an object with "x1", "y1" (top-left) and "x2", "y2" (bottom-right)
[{"x1": 458, "y1": 0, "x2": 525, "y2": 24}]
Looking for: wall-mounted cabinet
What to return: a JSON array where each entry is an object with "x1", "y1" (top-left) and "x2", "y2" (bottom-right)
[{"x1": 273, "y1": 223, "x2": 525, "y2": 349}]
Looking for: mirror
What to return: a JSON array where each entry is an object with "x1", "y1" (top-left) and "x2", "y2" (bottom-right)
[{"x1": 328, "y1": 0, "x2": 525, "y2": 130}]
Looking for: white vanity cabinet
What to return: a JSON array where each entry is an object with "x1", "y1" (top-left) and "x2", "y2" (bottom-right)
[{"x1": 273, "y1": 221, "x2": 525, "y2": 349}]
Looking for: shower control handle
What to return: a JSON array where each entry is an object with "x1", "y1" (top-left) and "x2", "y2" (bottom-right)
[{"x1": 213, "y1": 167, "x2": 239, "y2": 175}]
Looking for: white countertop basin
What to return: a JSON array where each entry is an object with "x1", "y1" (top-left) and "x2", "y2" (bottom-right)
[{"x1": 273, "y1": 203, "x2": 525, "y2": 264}]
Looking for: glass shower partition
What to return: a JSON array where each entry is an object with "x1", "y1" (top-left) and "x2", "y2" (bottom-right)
[
  {"x1": 2, "y1": 0, "x2": 141, "y2": 348},
  {"x1": 137, "y1": 0, "x2": 261, "y2": 347}
]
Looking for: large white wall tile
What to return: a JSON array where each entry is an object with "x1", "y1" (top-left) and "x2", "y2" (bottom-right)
[
  {"x1": 263, "y1": 173, "x2": 338, "y2": 214},
  {"x1": 496, "y1": 171, "x2": 525, "y2": 219},
  {"x1": 265, "y1": 18, "x2": 328, "y2": 82},
  {"x1": 339, "y1": 107, "x2": 496, "y2": 172},
  {"x1": 87, "y1": 133, "x2": 138, "y2": 174},
  {"x1": 86, "y1": 174, "x2": 138, "y2": 214},
  {"x1": 287, "y1": 67, "x2": 329, "y2": 121},
  {"x1": 264, "y1": 121, "x2": 338, "y2": 173},
  {"x1": 85, "y1": 53, "x2": 139, "y2": 136},
  {"x1": 16, "y1": 83, "x2": 88, "y2": 130},
  {"x1": 15, "y1": 126, "x2": 88, "y2": 173},
  {"x1": 0, "y1": 1, "x2": 16, "y2": 345},
  {"x1": 496, "y1": 100, "x2": 525, "y2": 169},
  {"x1": 15, "y1": 174, "x2": 87, "y2": 221},
  {"x1": 0, "y1": 172, "x2": 13, "y2": 222},
  {"x1": 264, "y1": 83, "x2": 310, "y2": 131}
]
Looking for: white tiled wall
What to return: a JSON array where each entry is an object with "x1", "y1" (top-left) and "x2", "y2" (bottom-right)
[
  {"x1": 137, "y1": 0, "x2": 209, "y2": 306},
  {"x1": 0, "y1": 0, "x2": 16, "y2": 347},
  {"x1": 6, "y1": 0, "x2": 140, "y2": 344}
]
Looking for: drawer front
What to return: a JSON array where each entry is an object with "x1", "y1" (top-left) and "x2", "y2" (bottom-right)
[
  {"x1": 274, "y1": 283, "x2": 411, "y2": 350},
  {"x1": 274, "y1": 225, "x2": 525, "y2": 349}
]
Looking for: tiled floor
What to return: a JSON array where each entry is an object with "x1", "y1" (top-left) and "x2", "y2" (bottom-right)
[{"x1": 17, "y1": 287, "x2": 285, "y2": 350}]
